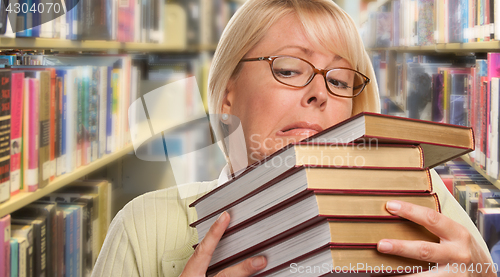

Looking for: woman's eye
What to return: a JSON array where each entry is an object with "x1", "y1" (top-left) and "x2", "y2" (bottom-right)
[
  {"x1": 274, "y1": 68, "x2": 301, "y2": 78},
  {"x1": 328, "y1": 78, "x2": 349, "y2": 89}
]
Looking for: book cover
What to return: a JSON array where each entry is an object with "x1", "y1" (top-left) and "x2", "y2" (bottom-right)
[
  {"x1": 12, "y1": 202, "x2": 56, "y2": 277},
  {"x1": 106, "y1": 67, "x2": 113, "y2": 154},
  {"x1": 117, "y1": 0, "x2": 135, "y2": 42},
  {"x1": 10, "y1": 238, "x2": 18, "y2": 277},
  {"x1": 98, "y1": 66, "x2": 107, "y2": 159},
  {"x1": 89, "y1": 67, "x2": 99, "y2": 163},
  {"x1": 11, "y1": 225, "x2": 31, "y2": 277},
  {"x1": 0, "y1": 70, "x2": 11, "y2": 203},
  {"x1": 76, "y1": 70, "x2": 83, "y2": 168},
  {"x1": 449, "y1": 0, "x2": 464, "y2": 42},
  {"x1": 0, "y1": 215, "x2": 10, "y2": 277},
  {"x1": 80, "y1": 0, "x2": 113, "y2": 40},
  {"x1": 417, "y1": 0, "x2": 435, "y2": 45},
  {"x1": 449, "y1": 73, "x2": 469, "y2": 126},
  {"x1": 376, "y1": 12, "x2": 392, "y2": 47},
  {"x1": 38, "y1": 71, "x2": 50, "y2": 189},
  {"x1": 11, "y1": 218, "x2": 46, "y2": 277},
  {"x1": 23, "y1": 78, "x2": 39, "y2": 192}
]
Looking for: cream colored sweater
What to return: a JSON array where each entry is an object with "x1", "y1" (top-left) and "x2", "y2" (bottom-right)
[{"x1": 91, "y1": 170, "x2": 490, "y2": 277}]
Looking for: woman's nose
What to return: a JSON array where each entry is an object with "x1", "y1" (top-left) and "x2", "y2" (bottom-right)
[{"x1": 300, "y1": 74, "x2": 328, "y2": 110}]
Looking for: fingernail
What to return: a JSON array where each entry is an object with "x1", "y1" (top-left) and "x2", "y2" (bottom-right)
[
  {"x1": 378, "y1": 240, "x2": 393, "y2": 253},
  {"x1": 386, "y1": 201, "x2": 401, "y2": 212},
  {"x1": 216, "y1": 212, "x2": 227, "y2": 223},
  {"x1": 252, "y1": 256, "x2": 265, "y2": 268}
]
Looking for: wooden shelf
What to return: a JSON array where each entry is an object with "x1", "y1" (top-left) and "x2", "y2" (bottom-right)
[
  {"x1": 0, "y1": 144, "x2": 134, "y2": 217},
  {"x1": 367, "y1": 41, "x2": 500, "y2": 53},
  {"x1": 0, "y1": 37, "x2": 188, "y2": 52},
  {"x1": 461, "y1": 154, "x2": 500, "y2": 190}
]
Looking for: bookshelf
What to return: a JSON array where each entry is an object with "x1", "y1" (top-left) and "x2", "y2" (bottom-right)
[
  {"x1": 367, "y1": 41, "x2": 500, "y2": 53},
  {"x1": 0, "y1": 144, "x2": 134, "y2": 218},
  {"x1": 461, "y1": 155, "x2": 500, "y2": 190},
  {"x1": 0, "y1": 37, "x2": 186, "y2": 52}
]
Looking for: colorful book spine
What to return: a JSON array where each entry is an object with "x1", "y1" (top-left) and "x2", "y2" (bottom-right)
[
  {"x1": 76, "y1": 71, "x2": 83, "y2": 169},
  {"x1": 89, "y1": 67, "x2": 99, "y2": 162},
  {"x1": 23, "y1": 78, "x2": 39, "y2": 192},
  {"x1": 54, "y1": 76, "x2": 61, "y2": 177},
  {"x1": 63, "y1": 69, "x2": 77, "y2": 173},
  {"x1": 111, "y1": 69, "x2": 120, "y2": 154},
  {"x1": 10, "y1": 238, "x2": 18, "y2": 277},
  {"x1": 10, "y1": 72, "x2": 24, "y2": 195},
  {"x1": 99, "y1": 66, "x2": 107, "y2": 159},
  {"x1": 49, "y1": 69, "x2": 57, "y2": 181},
  {"x1": 0, "y1": 71, "x2": 11, "y2": 203},
  {"x1": 38, "y1": 71, "x2": 50, "y2": 189},
  {"x1": 106, "y1": 67, "x2": 113, "y2": 154},
  {"x1": 82, "y1": 67, "x2": 90, "y2": 166},
  {"x1": 0, "y1": 215, "x2": 11, "y2": 277},
  {"x1": 58, "y1": 75, "x2": 67, "y2": 176}
]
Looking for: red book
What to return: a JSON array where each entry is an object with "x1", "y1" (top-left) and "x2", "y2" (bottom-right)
[
  {"x1": 10, "y1": 72, "x2": 24, "y2": 196},
  {"x1": 204, "y1": 190, "x2": 439, "y2": 271},
  {"x1": 480, "y1": 76, "x2": 488, "y2": 170},
  {"x1": 208, "y1": 220, "x2": 437, "y2": 276},
  {"x1": 117, "y1": 0, "x2": 135, "y2": 42},
  {"x1": 0, "y1": 70, "x2": 11, "y2": 203}
]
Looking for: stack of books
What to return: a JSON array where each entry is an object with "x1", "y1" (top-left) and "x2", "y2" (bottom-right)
[{"x1": 190, "y1": 112, "x2": 474, "y2": 276}]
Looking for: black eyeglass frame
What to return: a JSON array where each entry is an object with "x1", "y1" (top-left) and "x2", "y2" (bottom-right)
[{"x1": 239, "y1": 55, "x2": 371, "y2": 98}]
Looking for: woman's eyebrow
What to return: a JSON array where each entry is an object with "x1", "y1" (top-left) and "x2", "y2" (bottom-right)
[{"x1": 273, "y1": 45, "x2": 344, "y2": 63}]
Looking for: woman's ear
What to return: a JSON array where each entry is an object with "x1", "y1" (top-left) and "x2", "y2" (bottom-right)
[{"x1": 222, "y1": 78, "x2": 236, "y2": 115}]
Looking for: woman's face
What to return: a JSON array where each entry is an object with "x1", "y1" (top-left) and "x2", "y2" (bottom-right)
[{"x1": 223, "y1": 14, "x2": 353, "y2": 165}]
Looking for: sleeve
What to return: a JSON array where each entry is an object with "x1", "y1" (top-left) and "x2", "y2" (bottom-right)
[{"x1": 91, "y1": 210, "x2": 141, "y2": 277}]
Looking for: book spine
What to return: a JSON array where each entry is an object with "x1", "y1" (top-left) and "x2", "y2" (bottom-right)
[
  {"x1": 10, "y1": 238, "x2": 18, "y2": 277},
  {"x1": 111, "y1": 69, "x2": 119, "y2": 153},
  {"x1": 0, "y1": 215, "x2": 10, "y2": 277},
  {"x1": 9, "y1": 72, "x2": 23, "y2": 196},
  {"x1": 66, "y1": 210, "x2": 74, "y2": 277},
  {"x1": 38, "y1": 72, "x2": 50, "y2": 189},
  {"x1": 25, "y1": 79, "x2": 38, "y2": 192},
  {"x1": 64, "y1": 70, "x2": 76, "y2": 173},
  {"x1": 54, "y1": 76, "x2": 61, "y2": 176},
  {"x1": 106, "y1": 67, "x2": 113, "y2": 154},
  {"x1": 0, "y1": 71, "x2": 11, "y2": 203},
  {"x1": 99, "y1": 67, "x2": 107, "y2": 159},
  {"x1": 73, "y1": 207, "x2": 81, "y2": 277},
  {"x1": 76, "y1": 72, "x2": 82, "y2": 169},
  {"x1": 49, "y1": 71, "x2": 56, "y2": 182},
  {"x1": 59, "y1": 75, "x2": 66, "y2": 176},
  {"x1": 89, "y1": 67, "x2": 99, "y2": 162},
  {"x1": 82, "y1": 68, "x2": 90, "y2": 166}
]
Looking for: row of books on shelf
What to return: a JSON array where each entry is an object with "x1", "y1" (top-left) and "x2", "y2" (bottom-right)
[
  {"x1": 175, "y1": 0, "x2": 243, "y2": 46},
  {"x1": 0, "y1": 54, "x2": 139, "y2": 203},
  {"x1": 189, "y1": 112, "x2": 474, "y2": 275},
  {"x1": 362, "y1": 0, "x2": 500, "y2": 48},
  {"x1": 0, "y1": 179, "x2": 111, "y2": 277},
  {"x1": 0, "y1": 0, "x2": 165, "y2": 43},
  {"x1": 372, "y1": 51, "x2": 500, "y2": 180},
  {"x1": 436, "y1": 159, "x2": 500, "y2": 260}
]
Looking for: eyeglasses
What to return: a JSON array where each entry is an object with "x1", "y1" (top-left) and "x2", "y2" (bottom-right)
[{"x1": 239, "y1": 55, "x2": 370, "y2": 98}]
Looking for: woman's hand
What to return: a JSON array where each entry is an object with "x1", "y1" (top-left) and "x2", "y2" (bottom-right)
[
  {"x1": 180, "y1": 211, "x2": 267, "y2": 277},
  {"x1": 377, "y1": 200, "x2": 496, "y2": 276}
]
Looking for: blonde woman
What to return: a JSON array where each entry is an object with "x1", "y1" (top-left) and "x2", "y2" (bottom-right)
[{"x1": 92, "y1": 0, "x2": 495, "y2": 276}]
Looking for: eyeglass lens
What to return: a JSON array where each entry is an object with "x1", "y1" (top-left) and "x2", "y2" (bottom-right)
[{"x1": 271, "y1": 56, "x2": 366, "y2": 97}]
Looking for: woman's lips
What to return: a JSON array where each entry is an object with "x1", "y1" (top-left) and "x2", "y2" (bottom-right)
[
  {"x1": 276, "y1": 122, "x2": 323, "y2": 137},
  {"x1": 276, "y1": 129, "x2": 319, "y2": 136}
]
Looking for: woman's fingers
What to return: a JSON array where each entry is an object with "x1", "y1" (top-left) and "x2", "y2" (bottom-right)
[
  {"x1": 377, "y1": 239, "x2": 456, "y2": 264},
  {"x1": 213, "y1": 256, "x2": 267, "y2": 277},
  {"x1": 385, "y1": 200, "x2": 465, "y2": 241},
  {"x1": 182, "y1": 211, "x2": 231, "y2": 276}
]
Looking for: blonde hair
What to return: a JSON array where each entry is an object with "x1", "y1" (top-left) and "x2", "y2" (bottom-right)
[{"x1": 208, "y1": 0, "x2": 380, "y2": 159}]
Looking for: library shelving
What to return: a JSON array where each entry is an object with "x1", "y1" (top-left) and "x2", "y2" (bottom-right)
[
  {"x1": 461, "y1": 155, "x2": 500, "y2": 190},
  {"x1": 0, "y1": 145, "x2": 134, "y2": 218},
  {"x1": 368, "y1": 41, "x2": 500, "y2": 53}
]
